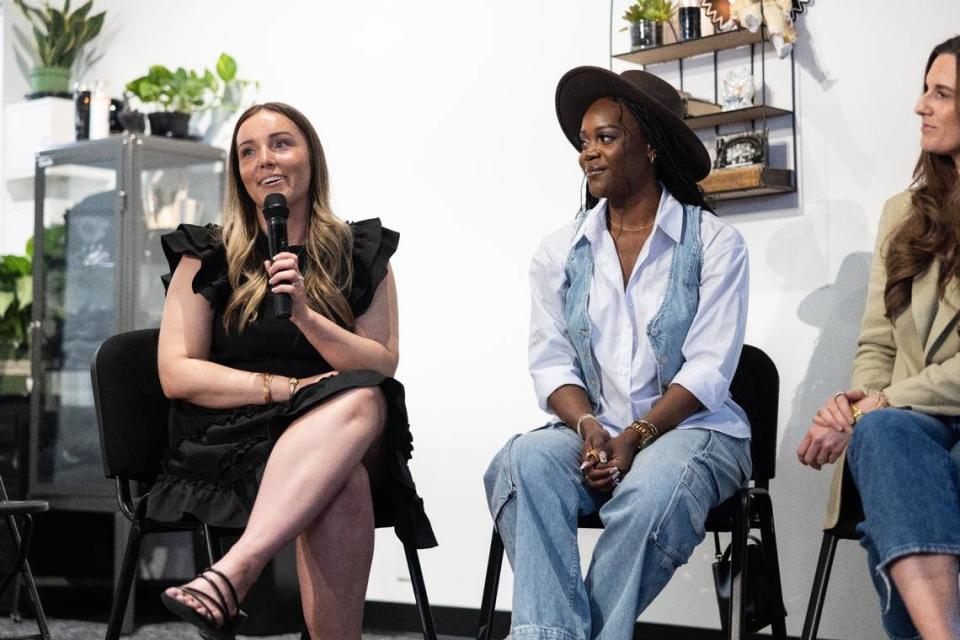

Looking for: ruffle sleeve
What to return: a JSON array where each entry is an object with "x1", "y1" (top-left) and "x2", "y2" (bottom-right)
[
  {"x1": 348, "y1": 218, "x2": 399, "y2": 317},
  {"x1": 160, "y1": 223, "x2": 231, "y2": 307}
]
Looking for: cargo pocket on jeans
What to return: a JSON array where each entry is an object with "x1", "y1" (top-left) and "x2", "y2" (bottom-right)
[{"x1": 650, "y1": 463, "x2": 711, "y2": 567}]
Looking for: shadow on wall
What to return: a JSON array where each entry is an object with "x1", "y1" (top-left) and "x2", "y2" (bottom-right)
[{"x1": 774, "y1": 250, "x2": 885, "y2": 635}]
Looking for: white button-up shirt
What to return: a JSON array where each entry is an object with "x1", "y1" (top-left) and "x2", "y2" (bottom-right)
[{"x1": 528, "y1": 189, "x2": 751, "y2": 439}]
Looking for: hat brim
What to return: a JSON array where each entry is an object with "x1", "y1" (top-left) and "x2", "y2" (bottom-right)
[{"x1": 555, "y1": 66, "x2": 712, "y2": 182}]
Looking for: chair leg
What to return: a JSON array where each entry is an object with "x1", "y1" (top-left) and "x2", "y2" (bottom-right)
[
  {"x1": 105, "y1": 512, "x2": 147, "y2": 640},
  {"x1": 403, "y1": 541, "x2": 437, "y2": 640},
  {"x1": 801, "y1": 532, "x2": 840, "y2": 640},
  {"x1": 2, "y1": 513, "x2": 51, "y2": 640},
  {"x1": 476, "y1": 529, "x2": 505, "y2": 640},
  {"x1": 753, "y1": 491, "x2": 787, "y2": 640},
  {"x1": 726, "y1": 491, "x2": 751, "y2": 640},
  {"x1": 19, "y1": 556, "x2": 51, "y2": 640},
  {"x1": 201, "y1": 524, "x2": 219, "y2": 565}
]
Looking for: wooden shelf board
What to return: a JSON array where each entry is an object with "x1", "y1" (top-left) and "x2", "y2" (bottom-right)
[
  {"x1": 614, "y1": 29, "x2": 764, "y2": 66},
  {"x1": 700, "y1": 166, "x2": 794, "y2": 201},
  {"x1": 686, "y1": 105, "x2": 792, "y2": 130}
]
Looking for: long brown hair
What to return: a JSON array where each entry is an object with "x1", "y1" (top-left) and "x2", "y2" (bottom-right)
[
  {"x1": 884, "y1": 36, "x2": 960, "y2": 319},
  {"x1": 221, "y1": 102, "x2": 355, "y2": 332}
]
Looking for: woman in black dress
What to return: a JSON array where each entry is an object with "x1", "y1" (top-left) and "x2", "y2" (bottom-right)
[{"x1": 152, "y1": 102, "x2": 434, "y2": 639}]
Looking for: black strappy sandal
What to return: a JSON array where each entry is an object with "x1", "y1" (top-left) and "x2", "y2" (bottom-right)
[{"x1": 160, "y1": 567, "x2": 248, "y2": 640}]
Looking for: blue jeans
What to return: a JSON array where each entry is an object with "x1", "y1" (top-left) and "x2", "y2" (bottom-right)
[
  {"x1": 484, "y1": 423, "x2": 751, "y2": 640},
  {"x1": 846, "y1": 408, "x2": 960, "y2": 640}
]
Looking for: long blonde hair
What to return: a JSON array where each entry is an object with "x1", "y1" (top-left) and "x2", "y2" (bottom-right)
[{"x1": 221, "y1": 102, "x2": 354, "y2": 332}]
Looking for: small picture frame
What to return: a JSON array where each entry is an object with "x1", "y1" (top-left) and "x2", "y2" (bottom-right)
[{"x1": 713, "y1": 131, "x2": 768, "y2": 169}]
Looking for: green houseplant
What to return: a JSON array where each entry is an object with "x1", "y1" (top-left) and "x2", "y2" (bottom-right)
[
  {"x1": 622, "y1": 0, "x2": 677, "y2": 49},
  {"x1": 13, "y1": 0, "x2": 106, "y2": 95},
  {"x1": 0, "y1": 246, "x2": 33, "y2": 398},
  {"x1": 0, "y1": 253, "x2": 32, "y2": 363},
  {"x1": 125, "y1": 53, "x2": 254, "y2": 139}
]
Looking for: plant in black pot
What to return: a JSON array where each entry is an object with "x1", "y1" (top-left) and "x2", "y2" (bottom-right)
[
  {"x1": 13, "y1": 0, "x2": 107, "y2": 96},
  {"x1": 125, "y1": 64, "x2": 218, "y2": 138},
  {"x1": 125, "y1": 54, "x2": 254, "y2": 140},
  {"x1": 622, "y1": 0, "x2": 677, "y2": 50}
]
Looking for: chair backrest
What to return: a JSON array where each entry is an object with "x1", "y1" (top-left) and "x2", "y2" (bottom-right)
[
  {"x1": 729, "y1": 344, "x2": 779, "y2": 485},
  {"x1": 90, "y1": 328, "x2": 170, "y2": 484}
]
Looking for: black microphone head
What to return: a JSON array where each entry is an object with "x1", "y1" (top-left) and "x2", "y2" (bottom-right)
[{"x1": 263, "y1": 193, "x2": 289, "y2": 220}]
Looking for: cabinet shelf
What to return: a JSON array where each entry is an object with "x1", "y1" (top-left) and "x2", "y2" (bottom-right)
[
  {"x1": 700, "y1": 166, "x2": 794, "y2": 201},
  {"x1": 614, "y1": 29, "x2": 764, "y2": 66},
  {"x1": 686, "y1": 105, "x2": 792, "y2": 130}
]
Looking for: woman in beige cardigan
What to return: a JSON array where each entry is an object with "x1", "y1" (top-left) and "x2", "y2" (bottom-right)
[{"x1": 798, "y1": 36, "x2": 960, "y2": 640}]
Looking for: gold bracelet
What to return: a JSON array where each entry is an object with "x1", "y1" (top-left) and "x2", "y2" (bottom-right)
[
  {"x1": 576, "y1": 413, "x2": 600, "y2": 438},
  {"x1": 874, "y1": 390, "x2": 890, "y2": 409},
  {"x1": 288, "y1": 377, "x2": 300, "y2": 400},
  {"x1": 262, "y1": 372, "x2": 274, "y2": 404},
  {"x1": 628, "y1": 419, "x2": 659, "y2": 450},
  {"x1": 851, "y1": 404, "x2": 864, "y2": 423}
]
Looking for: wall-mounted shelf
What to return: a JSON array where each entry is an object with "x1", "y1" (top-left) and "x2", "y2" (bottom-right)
[
  {"x1": 686, "y1": 105, "x2": 792, "y2": 130},
  {"x1": 699, "y1": 165, "x2": 794, "y2": 201},
  {"x1": 610, "y1": 11, "x2": 797, "y2": 205},
  {"x1": 613, "y1": 29, "x2": 764, "y2": 66}
]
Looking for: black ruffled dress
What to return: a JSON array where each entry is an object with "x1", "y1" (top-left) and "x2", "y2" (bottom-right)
[{"x1": 145, "y1": 220, "x2": 437, "y2": 549}]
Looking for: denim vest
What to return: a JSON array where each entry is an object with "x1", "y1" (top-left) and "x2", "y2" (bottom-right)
[{"x1": 561, "y1": 203, "x2": 703, "y2": 410}]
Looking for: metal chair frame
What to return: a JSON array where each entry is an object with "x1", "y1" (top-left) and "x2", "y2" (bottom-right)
[
  {"x1": 476, "y1": 345, "x2": 788, "y2": 640},
  {"x1": 0, "y1": 472, "x2": 51, "y2": 640},
  {"x1": 92, "y1": 328, "x2": 437, "y2": 640}
]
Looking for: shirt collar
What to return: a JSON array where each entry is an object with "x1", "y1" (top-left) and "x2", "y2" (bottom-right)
[{"x1": 570, "y1": 186, "x2": 685, "y2": 249}]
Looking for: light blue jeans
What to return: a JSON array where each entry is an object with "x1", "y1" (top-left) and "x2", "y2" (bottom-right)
[
  {"x1": 846, "y1": 408, "x2": 960, "y2": 640},
  {"x1": 484, "y1": 422, "x2": 751, "y2": 640}
]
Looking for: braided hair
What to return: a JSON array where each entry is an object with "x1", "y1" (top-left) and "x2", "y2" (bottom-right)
[{"x1": 612, "y1": 96, "x2": 712, "y2": 213}]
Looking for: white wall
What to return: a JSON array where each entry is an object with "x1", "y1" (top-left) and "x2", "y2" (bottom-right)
[{"x1": 3, "y1": 1, "x2": 959, "y2": 638}]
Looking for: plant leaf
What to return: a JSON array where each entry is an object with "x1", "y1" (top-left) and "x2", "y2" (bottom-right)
[
  {"x1": 79, "y1": 12, "x2": 105, "y2": 47},
  {"x1": 49, "y1": 7, "x2": 65, "y2": 37},
  {"x1": 0, "y1": 291, "x2": 14, "y2": 319},
  {"x1": 216, "y1": 53, "x2": 237, "y2": 82},
  {"x1": 73, "y1": 0, "x2": 94, "y2": 21},
  {"x1": 15, "y1": 275, "x2": 32, "y2": 310}
]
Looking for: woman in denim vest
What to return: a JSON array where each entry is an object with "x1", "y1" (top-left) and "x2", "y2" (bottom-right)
[
  {"x1": 483, "y1": 67, "x2": 752, "y2": 640},
  {"x1": 798, "y1": 36, "x2": 960, "y2": 640}
]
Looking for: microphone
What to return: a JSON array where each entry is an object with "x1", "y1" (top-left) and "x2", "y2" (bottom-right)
[{"x1": 263, "y1": 193, "x2": 291, "y2": 319}]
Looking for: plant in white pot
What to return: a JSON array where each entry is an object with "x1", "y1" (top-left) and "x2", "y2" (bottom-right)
[{"x1": 13, "y1": 0, "x2": 106, "y2": 95}]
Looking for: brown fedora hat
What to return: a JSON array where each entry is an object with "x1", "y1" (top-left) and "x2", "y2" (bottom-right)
[{"x1": 555, "y1": 66, "x2": 711, "y2": 181}]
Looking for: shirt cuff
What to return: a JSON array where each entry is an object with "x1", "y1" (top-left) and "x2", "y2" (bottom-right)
[
  {"x1": 670, "y1": 359, "x2": 732, "y2": 413},
  {"x1": 531, "y1": 367, "x2": 586, "y2": 413}
]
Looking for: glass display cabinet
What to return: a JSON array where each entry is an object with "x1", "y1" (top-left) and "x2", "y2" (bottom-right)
[{"x1": 29, "y1": 134, "x2": 225, "y2": 504}]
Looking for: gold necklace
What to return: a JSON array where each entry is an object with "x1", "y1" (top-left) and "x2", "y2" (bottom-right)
[{"x1": 608, "y1": 213, "x2": 655, "y2": 232}]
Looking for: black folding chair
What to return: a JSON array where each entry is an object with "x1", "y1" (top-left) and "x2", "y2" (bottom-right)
[
  {"x1": 91, "y1": 328, "x2": 437, "y2": 640},
  {"x1": 476, "y1": 344, "x2": 787, "y2": 640},
  {"x1": 0, "y1": 472, "x2": 51, "y2": 640},
  {"x1": 801, "y1": 462, "x2": 864, "y2": 640}
]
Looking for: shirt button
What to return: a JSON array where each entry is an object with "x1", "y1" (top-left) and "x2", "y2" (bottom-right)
[
  {"x1": 660, "y1": 355, "x2": 668, "y2": 364},
  {"x1": 650, "y1": 328, "x2": 660, "y2": 337}
]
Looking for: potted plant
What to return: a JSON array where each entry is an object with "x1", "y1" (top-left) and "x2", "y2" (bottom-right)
[
  {"x1": 13, "y1": 0, "x2": 106, "y2": 95},
  {"x1": 622, "y1": 0, "x2": 677, "y2": 50},
  {"x1": 0, "y1": 249, "x2": 33, "y2": 399},
  {"x1": 125, "y1": 53, "x2": 255, "y2": 139}
]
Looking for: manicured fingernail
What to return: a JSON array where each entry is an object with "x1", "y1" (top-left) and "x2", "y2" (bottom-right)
[{"x1": 580, "y1": 461, "x2": 590, "y2": 470}]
